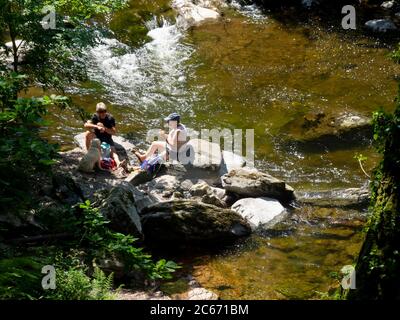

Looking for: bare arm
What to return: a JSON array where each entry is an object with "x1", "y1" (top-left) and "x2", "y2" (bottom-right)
[
  {"x1": 104, "y1": 126, "x2": 116, "y2": 136},
  {"x1": 84, "y1": 120, "x2": 101, "y2": 130}
]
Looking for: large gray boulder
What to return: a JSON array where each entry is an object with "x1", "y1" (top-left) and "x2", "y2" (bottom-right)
[
  {"x1": 189, "y1": 181, "x2": 227, "y2": 207},
  {"x1": 221, "y1": 168, "x2": 295, "y2": 202},
  {"x1": 220, "y1": 150, "x2": 246, "y2": 175},
  {"x1": 96, "y1": 182, "x2": 142, "y2": 238},
  {"x1": 138, "y1": 175, "x2": 187, "y2": 203},
  {"x1": 231, "y1": 197, "x2": 286, "y2": 231},
  {"x1": 140, "y1": 199, "x2": 251, "y2": 245},
  {"x1": 173, "y1": 0, "x2": 221, "y2": 30}
]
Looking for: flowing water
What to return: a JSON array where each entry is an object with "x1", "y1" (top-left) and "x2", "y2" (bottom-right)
[{"x1": 40, "y1": 0, "x2": 400, "y2": 299}]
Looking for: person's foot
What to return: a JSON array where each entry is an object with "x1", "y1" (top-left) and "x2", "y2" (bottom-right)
[
  {"x1": 118, "y1": 159, "x2": 128, "y2": 169},
  {"x1": 133, "y1": 151, "x2": 145, "y2": 164}
]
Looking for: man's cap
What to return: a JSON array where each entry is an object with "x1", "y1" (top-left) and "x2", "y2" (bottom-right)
[
  {"x1": 164, "y1": 112, "x2": 180, "y2": 122},
  {"x1": 96, "y1": 102, "x2": 107, "y2": 112}
]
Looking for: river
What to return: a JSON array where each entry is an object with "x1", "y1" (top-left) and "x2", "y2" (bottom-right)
[{"x1": 41, "y1": 0, "x2": 400, "y2": 299}]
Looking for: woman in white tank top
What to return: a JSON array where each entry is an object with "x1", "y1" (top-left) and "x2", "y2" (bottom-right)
[{"x1": 134, "y1": 112, "x2": 187, "y2": 163}]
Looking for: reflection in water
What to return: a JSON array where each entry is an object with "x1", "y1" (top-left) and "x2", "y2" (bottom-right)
[{"x1": 184, "y1": 205, "x2": 366, "y2": 299}]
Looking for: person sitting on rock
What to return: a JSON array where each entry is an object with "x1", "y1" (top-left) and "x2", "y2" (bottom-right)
[
  {"x1": 84, "y1": 102, "x2": 123, "y2": 168},
  {"x1": 134, "y1": 112, "x2": 188, "y2": 163}
]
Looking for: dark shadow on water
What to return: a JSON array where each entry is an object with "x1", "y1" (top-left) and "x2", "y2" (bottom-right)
[{"x1": 239, "y1": 0, "x2": 400, "y2": 46}]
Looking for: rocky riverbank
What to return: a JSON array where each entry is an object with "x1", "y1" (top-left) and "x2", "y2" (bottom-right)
[
  {"x1": 44, "y1": 132, "x2": 370, "y2": 250},
  {"x1": 55, "y1": 133, "x2": 299, "y2": 243}
]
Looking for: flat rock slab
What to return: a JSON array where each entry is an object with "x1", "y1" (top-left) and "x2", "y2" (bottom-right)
[
  {"x1": 231, "y1": 197, "x2": 286, "y2": 231},
  {"x1": 55, "y1": 148, "x2": 127, "y2": 201},
  {"x1": 186, "y1": 138, "x2": 222, "y2": 171},
  {"x1": 221, "y1": 168, "x2": 295, "y2": 202}
]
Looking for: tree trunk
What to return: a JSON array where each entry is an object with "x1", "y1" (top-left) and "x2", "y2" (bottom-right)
[
  {"x1": 9, "y1": 29, "x2": 19, "y2": 72},
  {"x1": 347, "y1": 105, "x2": 400, "y2": 300}
]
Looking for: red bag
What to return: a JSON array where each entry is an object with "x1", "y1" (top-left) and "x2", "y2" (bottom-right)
[{"x1": 101, "y1": 158, "x2": 116, "y2": 170}]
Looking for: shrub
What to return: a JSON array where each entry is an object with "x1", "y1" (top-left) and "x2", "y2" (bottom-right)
[
  {"x1": 77, "y1": 200, "x2": 180, "y2": 280},
  {"x1": 44, "y1": 266, "x2": 116, "y2": 300}
]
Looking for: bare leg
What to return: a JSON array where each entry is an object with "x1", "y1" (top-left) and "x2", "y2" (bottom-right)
[
  {"x1": 140, "y1": 141, "x2": 165, "y2": 161},
  {"x1": 85, "y1": 131, "x2": 95, "y2": 151},
  {"x1": 110, "y1": 147, "x2": 121, "y2": 167}
]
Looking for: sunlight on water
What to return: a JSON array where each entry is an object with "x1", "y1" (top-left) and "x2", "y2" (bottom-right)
[{"x1": 230, "y1": 0, "x2": 268, "y2": 22}]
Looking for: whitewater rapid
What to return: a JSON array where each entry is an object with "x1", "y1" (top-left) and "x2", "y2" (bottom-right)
[{"x1": 87, "y1": 17, "x2": 194, "y2": 110}]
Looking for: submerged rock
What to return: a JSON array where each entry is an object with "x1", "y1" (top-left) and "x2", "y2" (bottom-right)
[
  {"x1": 231, "y1": 197, "x2": 286, "y2": 230},
  {"x1": 221, "y1": 168, "x2": 295, "y2": 202},
  {"x1": 365, "y1": 19, "x2": 398, "y2": 32},
  {"x1": 281, "y1": 111, "x2": 372, "y2": 149},
  {"x1": 295, "y1": 186, "x2": 370, "y2": 208},
  {"x1": 140, "y1": 199, "x2": 251, "y2": 245},
  {"x1": 187, "y1": 287, "x2": 219, "y2": 300}
]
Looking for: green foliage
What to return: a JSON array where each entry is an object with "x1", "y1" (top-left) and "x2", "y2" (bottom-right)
[
  {"x1": 0, "y1": 1, "x2": 179, "y2": 300},
  {"x1": 44, "y1": 266, "x2": 116, "y2": 300},
  {"x1": 0, "y1": 0, "x2": 128, "y2": 89},
  {"x1": 0, "y1": 71, "x2": 69, "y2": 213},
  {"x1": 48, "y1": 0, "x2": 128, "y2": 21},
  {"x1": 354, "y1": 153, "x2": 370, "y2": 178},
  {"x1": 78, "y1": 200, "x2": 180, "y2": 280},
  {"x1": 347, "y1": 85, "x2": 400, "y2": 299},
  {"x1": 391, "y1": 44, "x2": 400, "y2": 63},
  {"x1": 0, "y1": 252, "x2": 118, "y2": 300},
  {"x1": 0, "y1": 256, "x2": 46, "y2": 299}
]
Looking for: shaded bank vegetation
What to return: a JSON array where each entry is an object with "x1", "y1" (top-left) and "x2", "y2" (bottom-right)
[
  {"x1": 0, "y1": 0, "x2": 178, "y2": 300},
  {"x1": 346, "y1": 86, "x2": 400, "y2": 299}
]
